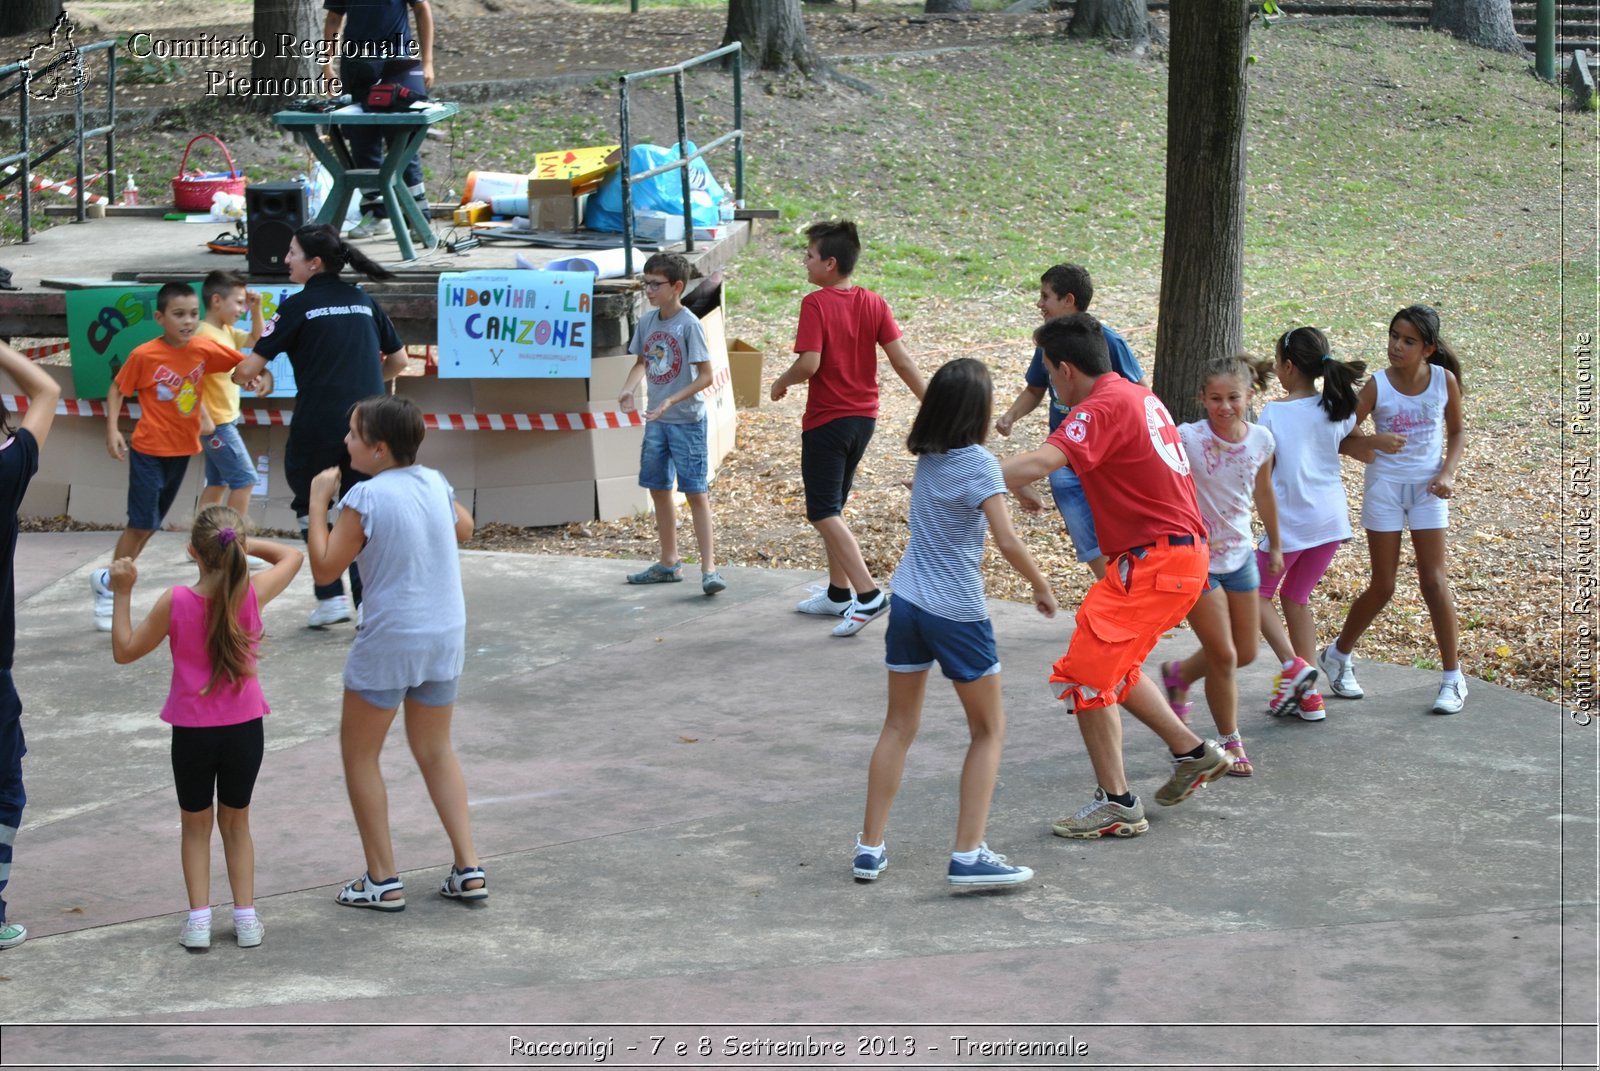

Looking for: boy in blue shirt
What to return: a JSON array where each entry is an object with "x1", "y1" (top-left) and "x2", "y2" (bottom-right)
[
  {"x1": 617, "y1": 253, "x2": 723, "y2": 595},
  {"x1": 994, "y1": 263, "x2": 1142, "y2": 580}
]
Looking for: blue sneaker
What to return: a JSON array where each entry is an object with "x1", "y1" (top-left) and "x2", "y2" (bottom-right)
[
  {"x1": 852, "y1": 844, "x2": 887, "y2": 881},
  {"x1": 947, "y1": 845, "x2": 1033, "y2": 886}
]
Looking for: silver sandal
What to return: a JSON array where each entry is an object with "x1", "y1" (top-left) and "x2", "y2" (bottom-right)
[
  {"x1": 440, "y1": 865, "x2": 488, "y2": 902},
  {"x1": 336, "y1": 872, "x2": 406, "y2": 912}
]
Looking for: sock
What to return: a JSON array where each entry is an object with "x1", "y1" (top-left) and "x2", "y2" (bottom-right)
[
  {"x1": 232, "y1": 906, "x2": 256, "y2": 924},
  {"x1": 188, "y1": 907, "x2": 211, "y2": 925},
  {"x1": 1442, "y1": 668, "x2": 1464, "y2": 685},
  {"x1": 1174, "y1": 743, "x2": 1207, "y2": 761},
  {"x1": 951, "y1": 847, "x2": 981, "y2": 865},
  {"x1": 856, "y1": 588, "x2": 882, "y2": 607},
  {"x1": 1326, "y1": 645, "x2": 1351, "y2": 665},
  {"x1": 827, "y1": 584, "x2": 851, "y2": 604},
  {"x1": 1105, "y1": 789, "x2": 1137, "y2": 808},
  {"x1": 854, "y1": 838, "x2": 884, "y2": 858}
]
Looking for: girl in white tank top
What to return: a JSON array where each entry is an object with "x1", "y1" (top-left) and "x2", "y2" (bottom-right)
[{"x1": 1321, "y1": 306, "x2": 1468, "y2": 716}]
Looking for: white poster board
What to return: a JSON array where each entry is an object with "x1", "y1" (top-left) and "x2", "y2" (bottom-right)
[{"x1": 436, "y1": 269, "x2": 595, "y2": 379}]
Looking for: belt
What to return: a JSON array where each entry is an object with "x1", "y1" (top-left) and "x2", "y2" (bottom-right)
[{"x1": 1125, "y1": 533, "x2": 1206, "y2": 554}]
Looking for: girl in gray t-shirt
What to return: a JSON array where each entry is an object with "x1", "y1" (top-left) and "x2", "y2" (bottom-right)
[{"x1": 305, "y1": 395, "x2": 487, "y2": 912}]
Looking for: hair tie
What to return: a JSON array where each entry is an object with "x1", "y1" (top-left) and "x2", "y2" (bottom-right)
[
  {"x1": 217, "y1": 527, "x2": 237, "y2": 548},
  {"x1": 1320, "y1": 353, "x2": 1333, "y2": 363}
]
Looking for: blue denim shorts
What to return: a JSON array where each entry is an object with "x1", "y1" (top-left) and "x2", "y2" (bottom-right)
[
  {"x1": 883, "y1": 594, "x2": 1000, "y2": 683},
  {"x1": 1204, "y1": 554, "x2": 1261, "y2": 594},
  {"x1": 1048, "y1": 464, "x2": 1101, "y2": 563},
  {"x1": 638, "y1": 417, "x2": 709, "y2": 494},
  {"x1": 353, "y1": 677, "x2": 460, "y2": 711},
  {"x1": 127, "y1": 448, "x2": 192, "y2": 530},
  {"x1": 202, "y1": 420, "x2": 257, "y2": 491}
]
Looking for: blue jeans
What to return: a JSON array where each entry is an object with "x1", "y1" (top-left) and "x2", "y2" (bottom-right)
[
  {"x1": 1049, "y1": 465, "x2": 1102, "y2": 563},
  {"x1": 0, "y1": 671, "x2": 24, "y2": 925},
  {"x1": 202, "y1": 420, "x2": 257, "y2": 491},
  {"x1": 638, "y1": 418, "x2": 709, "y2": 494}
]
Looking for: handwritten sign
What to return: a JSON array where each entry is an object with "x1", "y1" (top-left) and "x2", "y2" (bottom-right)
[
  {"x1": 533, "y1": 145, "x2": 620, "y2": 188},
  {"x1": 65, "y1": 285, "x2": 172, "y2": 399},
  {"x1": 67, "y1": 282, "x2": 303, "y2": 400},
  {"x1": 436, "y1": 269, "x2": 594, "y2": 379}
]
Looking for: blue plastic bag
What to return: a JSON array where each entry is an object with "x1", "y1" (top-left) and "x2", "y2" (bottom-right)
[{"x1": 583, "y1": 142, "x2": 726, "y2": 233}]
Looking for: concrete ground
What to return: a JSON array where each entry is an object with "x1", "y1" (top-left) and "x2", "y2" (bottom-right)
[{"x1": 0, "y1": 532, "x2": 1594, "y2": 1070}]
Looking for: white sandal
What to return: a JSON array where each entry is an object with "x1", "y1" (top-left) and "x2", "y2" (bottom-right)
[
  {"x1": 440, "y1": 865, "x2": 488, "y2": 901},
  {"x1": 336, "y1": 872, "x2": 406, "y2": 912}
]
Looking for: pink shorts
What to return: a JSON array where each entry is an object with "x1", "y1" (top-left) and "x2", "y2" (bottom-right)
[{"x1": 1257, "y1": 540, "x2": 1343, "y2": 604}]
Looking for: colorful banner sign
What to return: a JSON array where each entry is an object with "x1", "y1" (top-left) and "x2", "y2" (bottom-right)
[
  {"x1": 66, "y1": 282, "x2": 302, "y2": 400},
  {"x1": 65, "y1": 285, "x2": 169, "y2": 400},
  {"x1": 436, "y1": 269, "x2": 594, "y2": 379}
]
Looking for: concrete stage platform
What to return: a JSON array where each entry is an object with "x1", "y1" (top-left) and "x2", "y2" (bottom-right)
[
  {"x1": 0, "y1": 210, "x2": 751, "y2": 341},
  {"x1": 0, "y1": 533, "x2": 1594, "y2": 1069}
]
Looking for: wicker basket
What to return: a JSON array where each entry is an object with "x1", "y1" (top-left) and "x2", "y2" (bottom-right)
[{"x1": 171, "y1": 134, "x2": 246, "y2": 211}]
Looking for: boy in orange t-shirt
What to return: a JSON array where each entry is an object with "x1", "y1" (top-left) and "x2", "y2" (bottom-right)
[{"x1": 89, "y1": 282, "x2": 246, "y2": 631}]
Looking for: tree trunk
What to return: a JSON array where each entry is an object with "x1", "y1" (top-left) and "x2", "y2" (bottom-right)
[
  {"x1": 249, "y1": 0, "x2": 322, "y2": 110},
  {"x1": 1429, "y1": 0, "x2": 1529, "y2": 56},
  {"x1": 925, "y1": 0, "x2": 974, "y2": 12},
  {"x1": 1069, "y1": 0, "x2": 1151, "y2": 51},
  {"x1": 724, "y1": 0, "x2": 817, "y2": 74},
  {"x1": 0, "y1": 0, "x2": 64, "y2": 38},
  {"x1": 1152, "y1": 0, "x2": 1251, "y2": 425}
]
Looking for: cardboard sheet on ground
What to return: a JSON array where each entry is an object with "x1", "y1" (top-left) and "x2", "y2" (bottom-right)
[{"x1": 436, "y1": 269, "x2": 594, "y2": 379}]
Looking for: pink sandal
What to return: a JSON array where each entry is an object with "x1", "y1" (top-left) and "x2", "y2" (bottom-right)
[
  {"x1": 1223, "y1": 737, "x2": 1254, "y2": 777},
  {"x1": 1161, "y1": 661, "x2": 1192, "y2": 721}
]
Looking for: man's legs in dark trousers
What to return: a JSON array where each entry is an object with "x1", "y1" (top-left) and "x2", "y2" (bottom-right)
[
  {"x1": 286, "y1": 438, "x2": 365, "y2": 605},
  {"x1": 340, "y1": 58, "x2": 427, "y2": 223},
  {"x1": 0, "y1": 673, "x2": 26, "y2": 931}
]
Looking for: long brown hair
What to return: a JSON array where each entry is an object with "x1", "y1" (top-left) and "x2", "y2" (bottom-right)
[{"x1": 190, "y1": 504, "x2": 256, "y2": 694}]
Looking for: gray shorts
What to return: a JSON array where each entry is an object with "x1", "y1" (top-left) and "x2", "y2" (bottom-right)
[{"x1": 352, "y1": 677, "x2": 460, "y2": 711}]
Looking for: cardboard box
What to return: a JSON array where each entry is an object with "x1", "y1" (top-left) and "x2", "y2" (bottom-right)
[
  {"x1": 726, "y1": 339, "x2": 763, "y2": 409},
  {"x1": 475, "y1": 480, "x2": 595, "y2": 528},
  {"x1": 634, "y1": 210, "x2": 684, "y2": 243},
  {"x1": 696, "y1": 306, "x2": 738, "y2": 474},
  {"x1": 454, "y1": 201, "x2": 490, "y2": 226},
  {"x1": 595, "y1": 474, "x2": 650, "y2": 522}
]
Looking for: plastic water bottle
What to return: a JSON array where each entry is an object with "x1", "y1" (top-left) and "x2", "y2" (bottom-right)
[
  {"x1": 718, "y1": 195, "x2": 734, "y2": 227},
  {"x1": 122, "y1": 173, "x2": 138, "y2": 206}
]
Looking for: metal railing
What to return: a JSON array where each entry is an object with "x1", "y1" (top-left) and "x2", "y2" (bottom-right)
[
  {"x1": 0, "y1": 37, "x2": 118, "y2": 243},
  {"x1": 617, "y1": 42, "x2": 744, "y2": 277}
]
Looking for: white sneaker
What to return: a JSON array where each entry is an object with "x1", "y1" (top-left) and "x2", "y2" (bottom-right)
[
  {"x1": 832, "y1": 593, "x2": 889, "y2": 637},
  {"x1": 354, "y1": 603, "x2": 364, "y2": 630},
  {"x1": 346, "y1": 214, "x2": 392, "y2": 239},
  {"x1": 307, "y1": 595, "x2": 352, "y2": 628},
  {"x1": 90, "y1": 567, "x2": 113, "y2": 632},
  {"x1": 1318, "y1": 644, "x2": 1364, "y2": 699},
  {"x1": 795, "y1": 590, "x2": 852, "y2": 617},
  {"x1": 179, "y1": 916, "x2": 211, "y2": 950},
  {"x1": 234, "y1": 915, "x2": 264, "y2": 948},
  {"x1": 1431, "y1": 678, "x2": 1468, "y2": 715}
]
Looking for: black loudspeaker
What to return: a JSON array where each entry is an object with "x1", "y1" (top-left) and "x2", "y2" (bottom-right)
[{"x1": 246, "y1": 182, "x2": 308, "y2": 275}]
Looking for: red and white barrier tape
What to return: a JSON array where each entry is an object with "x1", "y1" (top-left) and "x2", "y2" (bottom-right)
[
  {"x1": 15, "y1": 341, "x2": 70, "y2": 360},
  {"x1": 0, "y1": 166, "x2": 111, "y2": 205},
  {"x1": 0, "y1": 395, "x2": 644, "y2": 432}
]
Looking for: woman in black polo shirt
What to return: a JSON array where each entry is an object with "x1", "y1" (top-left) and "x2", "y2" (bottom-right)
[{"x1": 234, "y1": 224, "x2": 409, "y2": 628}]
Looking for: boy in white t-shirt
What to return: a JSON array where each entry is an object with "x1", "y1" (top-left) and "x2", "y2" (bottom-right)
[{"x1": 617, "y1": 253, "x2": 723, "y2": 595}]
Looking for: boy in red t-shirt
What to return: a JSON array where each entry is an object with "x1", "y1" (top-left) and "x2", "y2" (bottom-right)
[
  {"x1": 770, "y1": 221, "x2": 925, "y2": 637},
  {"x1": 1002, "y1": 314, "x2": 1231, "y2": 839},
  {"x1": 89, "y1": 282, "x2": 246, "y2": 631}
]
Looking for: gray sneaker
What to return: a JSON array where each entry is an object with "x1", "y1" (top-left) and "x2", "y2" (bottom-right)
[
  {"x1": 1052, "y1": 788, "x2": 1149, "y2": 839},
  {"x1": 1318, "y1": 644, "x2": 1364, "y2": 699},
  {"x1": 1154, "y1": 739, "x2": 1231, "y2": 807},
  {"x1": 346, "y1": 213, "x2": 392, "y2": 239}
]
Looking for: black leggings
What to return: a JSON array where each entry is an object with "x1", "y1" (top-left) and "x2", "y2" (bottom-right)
[{"x1": 171, "y1": 719, "x2": 264, "y2": 813}]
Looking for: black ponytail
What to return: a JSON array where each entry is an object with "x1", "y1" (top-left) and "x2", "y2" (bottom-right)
[
  {"x1": 292, "y1": 223, "x2": 396, "y2": 282},
  {"x1": 1277, "y1": 326, "x2": 1366, "y2": 422}
]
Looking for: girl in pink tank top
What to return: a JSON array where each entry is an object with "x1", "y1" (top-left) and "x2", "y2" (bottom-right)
[{"x1": 108, "y1": 505, "x2": 302, "y2": 951}]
